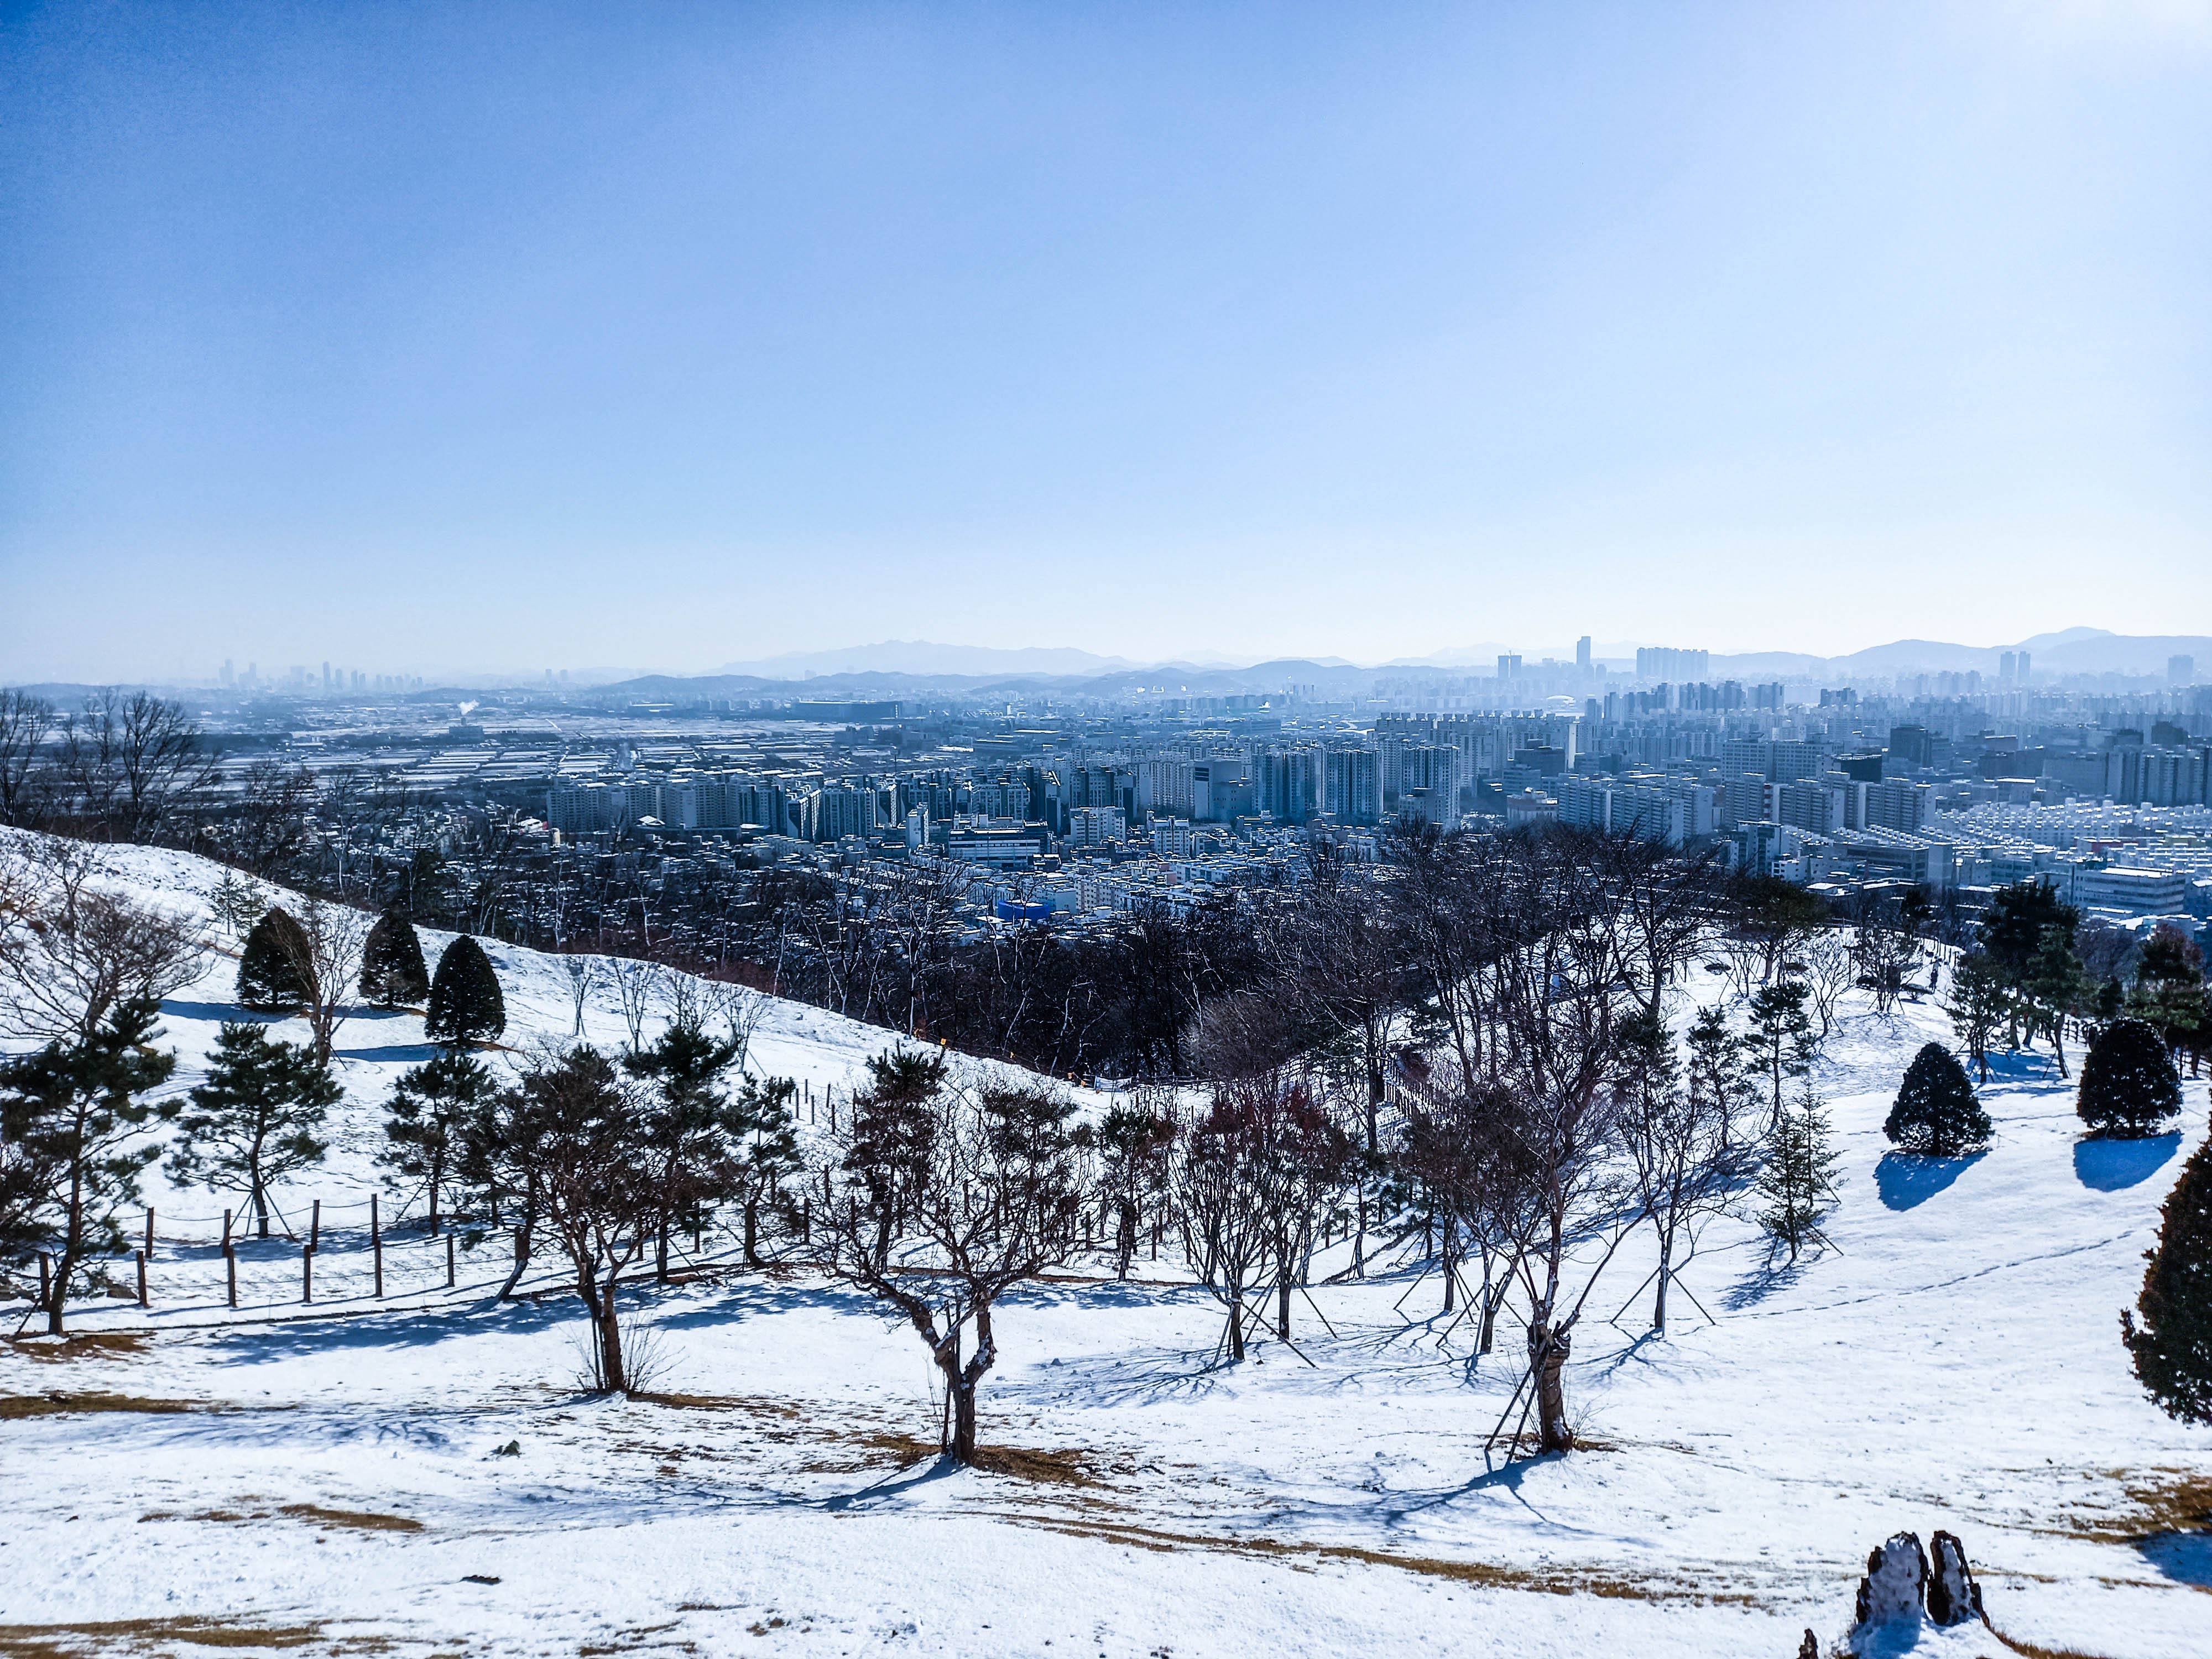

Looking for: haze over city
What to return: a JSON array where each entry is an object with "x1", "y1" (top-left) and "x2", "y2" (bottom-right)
[{"x1": 6, "y1": 7, "x2": 2212, "y2": 1659}]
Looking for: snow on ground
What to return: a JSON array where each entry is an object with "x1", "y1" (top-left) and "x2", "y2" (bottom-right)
[{"x1": 4, "y1": 833, "x2": 2211, "y2": 1658}]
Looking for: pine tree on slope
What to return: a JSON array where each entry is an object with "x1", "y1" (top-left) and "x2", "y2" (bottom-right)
[
  {"x1": 237, "y1": 907, "x2": 316, "y2": 1010},
  {"x1": 2078, "y1": 1017, "x2": 2183, "y2": 1139},
  {"x1": 425, "y1": 936, "x2": 505, "y2": 1048},
  {"x1": 2123, "y1": 1136, "x2": 2212, "y2": 1425},
  {"x1": 359, "y1": 907, "x2": 430, "y2": 1007},
  {"x1": 1884, "y1": 1043, "x2": 1993, "y2": 1157},
  {"x1": 167, "y1": 1022, "x2": 338, "y2": 1240},
  {"x1": 380, "y1": 1048, "x2": 499, "y2": 1235},
  {"x1": 1757, "y1": 1076, "x2": 1841, "y2": 1262}
]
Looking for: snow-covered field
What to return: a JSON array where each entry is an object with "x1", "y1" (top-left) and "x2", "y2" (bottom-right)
[{"x1": 4, "y1": 836, "x2": 2210, "y2": 1658}]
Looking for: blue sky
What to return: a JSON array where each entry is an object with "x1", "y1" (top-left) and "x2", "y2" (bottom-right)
[{"x1": 3, "y1": 1, "x2": 2208, "y2": 682}]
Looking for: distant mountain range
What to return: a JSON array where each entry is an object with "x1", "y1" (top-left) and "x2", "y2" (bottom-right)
[{"x1": 587, "y1": 629, "x2": 2207, "y2": 695}]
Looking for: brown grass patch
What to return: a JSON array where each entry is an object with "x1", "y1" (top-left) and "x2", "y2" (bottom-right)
[
  {"x1": 137, "y1": 1505, "x2": 421, "y2": 1534},
  {"x1": 630, "y1": 1392, "x2": 797, "y2": 1417},
  {"x1": 2044, "y1": 1466, "x2": 2212, "y2": 1542},
  {"x1": 0, "y1": 1616, "x2": 363, "y2": 1658},
  {"x1": 1978, "y1": 1620, "x2": 2122, "y2": 1659},
  {"x1": 1012, "y1": 1517, "x2": 1755, "y2": 1604},
  {"x1": 971, "y1": 1445, "x2": 1101, "y2": 1488},
  {"x1": 0, "y1": 1393, "x2": 196, "y2": 1420},
  {"x1": 4, "y1": 1334, "x2": 148, "y2": 1365}
]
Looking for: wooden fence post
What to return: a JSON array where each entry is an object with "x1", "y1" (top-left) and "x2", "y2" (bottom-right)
[
  {"x1": 446, "y1": 1233, "x2": 456, "y2": 1289},
  {"x1": 135, "y1": 1250, "x2": 148, "y2": 1308},
  {"x1": 310, "y1": 1199, "x2": 321, "y2": 1254},
  {"x1": 372, "y1": 1195, "x2": 383, "y2": 1298},
  {"x1": 302, "y1": 1245, "x2": 313, "y2": 1304},
  {"x1": 226, "y1": 1244, "x2": 238, "y2": 1310},
  {"x1": 145, "y1": 1207, "x2": 155, "y2": 1262}
]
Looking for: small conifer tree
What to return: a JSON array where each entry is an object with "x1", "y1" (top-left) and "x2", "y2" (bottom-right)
[
  {"x1": 237, "y1": 907, "x2": 316, "y2": 1010},
  {"x1": 2122, "y1": 1136, "x2": 2212, "y2": 1425},
  {"x1": 380, "y1": 1049, "x2": 499, "y2": 1233},
  {"x1": 166, "y1": 1022, "x2": 338, "y2": 1239},
  {"x1": 425, "y1": 936, "x2": 505, "y2": 1048},
  {"x1": 1884, "y1": 1043, "x2": 1992, "y2": 1156},
  {"x1": 359, "y1": 906, "x2": 430, "y2": 1006},
  {"x1": 1757, "y1": 1077, "x2": 1841, "y2": 1261},
  {"x1": 2077, "y1": 1017, "x2": 2183, "y2": 1139}
]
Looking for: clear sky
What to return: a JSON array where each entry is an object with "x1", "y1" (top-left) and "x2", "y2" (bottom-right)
[{"x1": 4, "y1": 1, "x2": 2209, "y2": 684}]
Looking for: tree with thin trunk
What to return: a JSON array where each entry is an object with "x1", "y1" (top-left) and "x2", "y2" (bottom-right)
[
  {"x1": 729, "y1": 1073, "x2": 800, "y2": 1267},
  {"x1": 464, "y1": 1045, "x2": 662, "y2": 1391},
  {"x1": 0, "y1": 690, "x2": 54, "y2": 827},
  {"x1": 1, "y1": 838, "x2": 202, "y2": 1047},
  {"x1": 0, "y1": 996, "x2": 178, "y2": 1333},
  {"x1": 379, "y1": 1049, "x2": 499, "y2": 1234},
  {"x1": 1615, "y1": 1008, "x2": 1754, "y2": 1333},
  {"x1": 166, "y1": 1021, "x2": 337, "y2": 1240},
  {"x1": 1944, "y1": 952, "x2": 2007, "y2": 1083},
  {"x1": 1743, "y1": 979, "x2": 1815, "y2": 1131},
  {"x1": 1095, "y1": 1097, "x2": 1177, "y2": 1281},
  {"x1": 1756, "y1": 1076, "x2": 1842, "y2": 1262},
  {"x1": 806, "y1": 1052, "x2": 1089, "y2": 1462},
  {"x1": 273, "y1": 899, "x2": 371, "y2": 1066},
  {"x1": 623, "y1": 1019, "x2": 743, "y2": 1280},
  {"x1": 1172, "y1": 1087, "x2": 1281, "y2": 1363}
]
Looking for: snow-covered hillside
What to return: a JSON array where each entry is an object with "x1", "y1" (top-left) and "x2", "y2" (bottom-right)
[{"x1": 4, "y1": 834, "x2": 2210, "y2": 1658}]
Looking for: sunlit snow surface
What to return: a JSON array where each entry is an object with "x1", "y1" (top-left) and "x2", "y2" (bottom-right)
[{"x1": 3, "y1": 832, "x2": 2209, "y2": 1657}]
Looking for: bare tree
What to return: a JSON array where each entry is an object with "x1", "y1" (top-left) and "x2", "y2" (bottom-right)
[
  {"x1": 1798, "y1": 928, "x2": 1855, "y2": 1039},
  {"x1": 212, "y1": 759, "x2": 320, "y2": 881},
  {"x1": 270, "y1": 899, "x2": 373, "y2": 1065},
  {"x1": 0, "y1": 838, "x2": 202, "y2": 1046},
  {"x1": 561, "y1": 954, "x2": 596, "y2": 1037},
  {"x1": 1172, "y1": 1087, "x2": 1281, "y2": 1363},
  {"x1": 805, "y1": 1051, "x2": 1089, "y2": 1462},
  {"x1": 1849, "y1": 894, "x2": 1922, "y2": 1016},
  {"x1": 55, "y1": 690, "x2": 218, "y2": 842},
  {"x1": 611, "y1": 958, "x2": 664, "y2": 1052},
  {"x1": 1614, "y1": 1009, "x2": 1754, "y2": 1332},
  {"x1": 0, "y1": 691, "x2": 52, "y2": 827}
]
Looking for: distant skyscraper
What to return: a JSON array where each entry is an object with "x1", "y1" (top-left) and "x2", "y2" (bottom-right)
[
  {"x1": 2017, "y1": 651, "x2": 2031, "y2": 682},
  {"x1": 1999, "y1": 651, "x2": 2016, "y2": 682},
  {"x1": 1496, "y1": 654, "x2": 1522, "y2": 681},
  {"x1": 2171, "y1": 654, "x2": 2195, "y2": 685},
  {"x1": 1575, "y1": 635, "x2": 1592, "y2": 674}
]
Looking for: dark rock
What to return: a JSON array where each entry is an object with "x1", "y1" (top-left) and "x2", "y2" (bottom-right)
[
  {"x1": 1797, "y1": 1628, "x2": 1819, "y2": 1659},
  {"x1": 1926, "y1": 1530, "x2": 1983, "y2": 1626},
  {"x1": 1853, "y1": 1531, "x2": 1928, "y2": 1628}
]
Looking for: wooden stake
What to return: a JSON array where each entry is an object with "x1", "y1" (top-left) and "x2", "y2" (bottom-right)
[
  {"x1": 310, "y1": 1199, "x2": 320, "y2": 1253},
  {"x1": 446, "y1": 1233, "x2": 456, "y2": 1289},
  {"x1": 144, "y1": 1206, "x2": 155, "y2": 1262},
  {"x1": 371, "y1": 1194, "x2": 384, "y2": 1298},
  {"x1": 302, "y1": 1245, "x2": 314, "y2": 1304},
  {"x1": 225, "y1": 1245, "x2": 237, "y2": 1310}
]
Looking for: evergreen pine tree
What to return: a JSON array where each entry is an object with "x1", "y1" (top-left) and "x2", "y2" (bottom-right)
[
  {"x1": 425, "y1": 936, "x2": 505, "y2": 1047},
  {"x1": 2124, "y1": 1136, "x2": 2212, "y2": 1424},
  {"x1": 237, "y1": 907, "x2": 316, "y2": 1010},
  {"x1": 358, "y1": 906, "x2": 430, "y2": 1007},
  {"x1": 2128, "y1": 925, "x2": 2208, "y2": 1072},
  {"x1": 167, "y1": 1022, "x2": 339, "y2": 1239},
  {"x1": 1757, "y1": 1077, "x2": 1841, "y2": 1261},
  {"x1": 379, "y1": 1049, "x2": 498, "y2": 1233},
  {"x1": 1743, "y1": 979, "x2": 1815, "y2": 1129},
  {"x1": 2077, "y1": 1017, "x2": 2184, "y2": 1139},
  {"x1": 1883, "y1": 1042, "x2": 1992, "y2": 1156},
  {"x1": 1943, "y1": 952, "x2": 2008, "y2": 1083}
]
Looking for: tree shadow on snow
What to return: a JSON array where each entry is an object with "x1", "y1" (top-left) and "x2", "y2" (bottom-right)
[
  {"x1": 205, "y1": 1294, "x2": 579, "y2": 1359},
  {"x1": 2072, "y1": 1133, "x2": 2181, "y2": 1192},
  {"x1": 1719, "y1": 1254, "x2": 1809, "y2": 1312},
  {"x1": 1875, "y1": 1150, "x2": 1986, "y2": 1211},
  {"x1": 2136, "y1": 1531, "x2": 2212, "y2": 1588}
]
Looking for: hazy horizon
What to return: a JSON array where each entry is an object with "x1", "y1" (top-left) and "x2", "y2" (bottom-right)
[{"x1": 6, "y1": 2, "x2": 2209, "y2": 682}]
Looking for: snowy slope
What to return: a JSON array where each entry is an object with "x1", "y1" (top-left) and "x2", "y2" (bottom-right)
[{"x1": 4, "y1": 833, "x2": 2210, "y2": 1658}]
